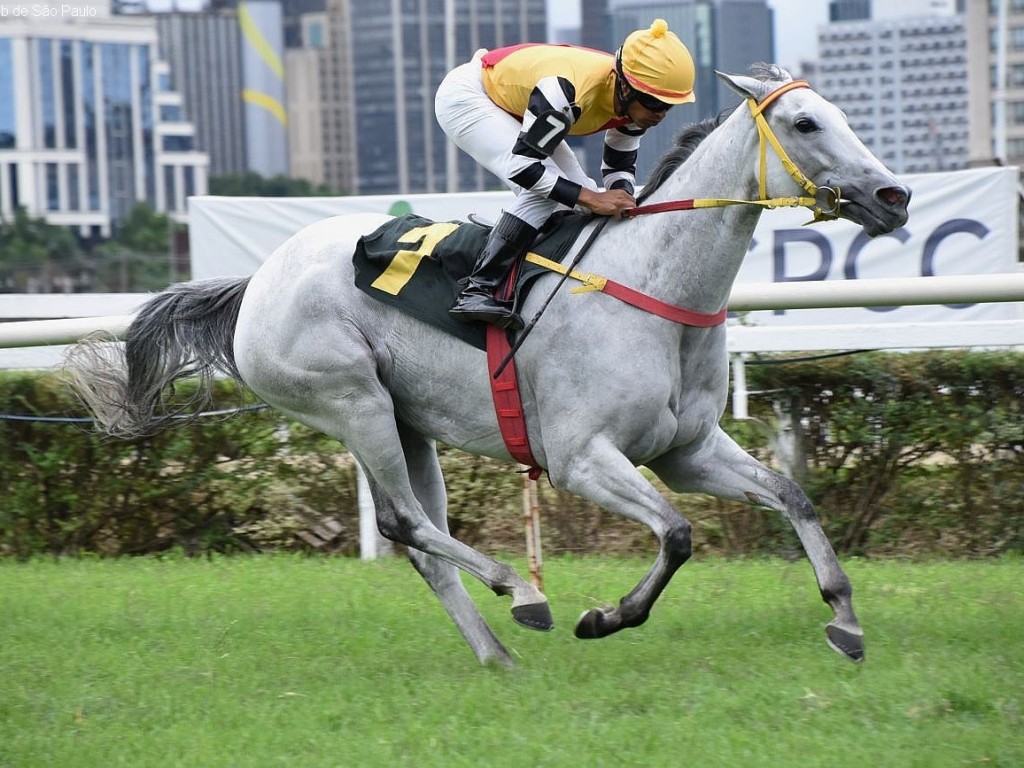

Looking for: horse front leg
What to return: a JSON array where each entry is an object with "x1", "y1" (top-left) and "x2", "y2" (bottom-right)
[
  {"x1": 548, "y1": 439, "x2": 695, "y2": 639},
  {"x1": 647, "y1": 428, "x2": 864, "y2": 663}
]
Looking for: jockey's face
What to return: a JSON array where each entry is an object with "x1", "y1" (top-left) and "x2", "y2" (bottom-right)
[
  {"x1": 615, "y1": 75, "x2": 671, "y2": 129},
  {"x1": 626, "y1": 97, "x2": 670, "y2": 129}
]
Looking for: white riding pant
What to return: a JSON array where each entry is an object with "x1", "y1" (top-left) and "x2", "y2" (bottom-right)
[{"x1": 434, "y1": 50, "x2": 599, "y2": 229}]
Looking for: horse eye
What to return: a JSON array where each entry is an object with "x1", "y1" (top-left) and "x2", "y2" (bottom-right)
[{"x1": 795, "y1": 117, "x2": 819, "y2": 134}]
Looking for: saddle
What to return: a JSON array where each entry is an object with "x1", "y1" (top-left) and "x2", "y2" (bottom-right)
[{"x1": 353, "y1": 211, "x2": 589, "y2": 350}]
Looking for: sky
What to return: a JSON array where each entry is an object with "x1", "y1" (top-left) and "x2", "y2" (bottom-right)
[{"x1": 547, "y1": 0, "x2": 830, "y2": 74}]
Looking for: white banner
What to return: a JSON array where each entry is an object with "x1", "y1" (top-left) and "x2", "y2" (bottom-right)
[
  {"x1": 736, "y1": 166, "x2": 1022, "y2": 324},
  {"x1": 188, "y1": 166, "x2": 1023, "y2": 325},
  {"x1": 188, "y1": 191, "x2": 512, "y2": 279}
]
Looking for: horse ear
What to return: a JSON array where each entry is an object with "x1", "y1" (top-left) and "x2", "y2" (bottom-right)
[{"x1": 716, "y1": 71, "x2": 770, "y2": 102}]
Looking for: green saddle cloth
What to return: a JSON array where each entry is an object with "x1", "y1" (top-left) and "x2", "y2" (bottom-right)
[{"x1": 353, "y1": 212, "x2": 589, "y2": 350}]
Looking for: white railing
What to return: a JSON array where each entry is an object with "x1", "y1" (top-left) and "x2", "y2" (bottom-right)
[
  {"x1": 0, "y1": 293, "x2": 146, "y2": 368},
  {"x1": 3, "y1": 274, "x2": 1023, "y2": 367}
]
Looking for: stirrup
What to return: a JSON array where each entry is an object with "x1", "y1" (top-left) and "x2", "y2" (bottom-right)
[{"x1": 449, "y1": 295, "x2": 522, "y2": 330}]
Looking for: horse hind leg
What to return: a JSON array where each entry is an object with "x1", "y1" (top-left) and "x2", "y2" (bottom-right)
[
  {"x1": 405, "y1": 545, "x2": 516, "y2": 668},
  {"x1": 362, "y1": 464, "x2": 553, "y2": 635},
  {"x1": 369, "y1": 425, "x2": 515, "y2": 667},
  {"x1": 648, "y1": 428, "x2": 864, "y2": 663},
  {"x1": 290, "y1": 385, "x2": 552, "y2": 650}
]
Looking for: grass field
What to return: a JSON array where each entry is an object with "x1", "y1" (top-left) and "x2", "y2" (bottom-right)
[{"x1": 1, "y1": 554, "x2": 1021, "y2": 767}]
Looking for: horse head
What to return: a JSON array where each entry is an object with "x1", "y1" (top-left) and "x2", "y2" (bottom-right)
[{"x1": 717, "y1": 67, "x2": 911, "y2": 237}]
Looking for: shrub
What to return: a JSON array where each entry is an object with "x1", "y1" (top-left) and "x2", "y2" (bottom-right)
[{"x1": 0, "y1": 350, "x2": 1021, "y2": 559}]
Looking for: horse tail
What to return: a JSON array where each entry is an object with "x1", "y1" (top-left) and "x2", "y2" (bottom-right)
[{"x1": 63, "y1": 277, "x2": 251, "y2": 439}]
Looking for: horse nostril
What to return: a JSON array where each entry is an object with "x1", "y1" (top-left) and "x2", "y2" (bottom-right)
[{"x1": 877, "y1": 186, "x2": 908, "y2": 208}]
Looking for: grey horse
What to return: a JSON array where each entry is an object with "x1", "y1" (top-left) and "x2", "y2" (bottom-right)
[{"x1": 65, "y1": 68, "x2": 910, "y2": 668}]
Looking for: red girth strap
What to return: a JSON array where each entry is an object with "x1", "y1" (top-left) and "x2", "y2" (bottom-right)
[{"x1": 486, "y1": 325, "x2": 543, "y2": 480}]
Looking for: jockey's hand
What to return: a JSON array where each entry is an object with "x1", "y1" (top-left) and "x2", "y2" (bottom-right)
[{"x1": 578, "y1": 188, "x2": 636, "y2": 219}]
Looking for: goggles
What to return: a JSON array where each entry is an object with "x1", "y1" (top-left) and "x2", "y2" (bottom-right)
[{"x1": 633, "y1": 90, "x2": 673, "y2": 113}]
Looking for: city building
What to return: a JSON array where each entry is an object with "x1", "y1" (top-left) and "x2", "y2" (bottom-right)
[
  {"x1": 966, "y1": 0, "x2": 1024, "y2": 168},
  {"x1": 155, "y1": 10, "x2": 246, "y2": 176},
  {"x1": 285, "y1": 11, "x2": 329, "y2": 187},
  {"x1": 307, "y1": 0, "x2": 546, "y2": 195},
  {"x1": 578, "y1": 0, "x2": 774, "y2": 183},
  {"x1": 153, "y1": 0, "x2": 288, "y2": 179},
  {"x1": 817, "y1": 5, "x2": 969, "y2": 173},
  {"x1": 0, "y1": 2, "x2": 209, "y2": 235},
  {"x1": 315, "y1": 0, "x2": 356, "y2": 193}
]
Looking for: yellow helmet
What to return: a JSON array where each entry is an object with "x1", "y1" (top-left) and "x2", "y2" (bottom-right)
[{"x1": 617, "y1": 19, "x2": 696, "y2": 105}]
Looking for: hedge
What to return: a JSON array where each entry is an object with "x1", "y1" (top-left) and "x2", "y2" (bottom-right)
[{"x1": 0, "y1": 349, "x2": 1020, "y2": 559}]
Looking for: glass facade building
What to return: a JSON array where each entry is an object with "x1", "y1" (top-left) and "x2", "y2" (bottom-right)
[
  {"x1": 0, "y1": 40, "x2": 16, "y2": 155},
  {"x1": 578, "y1": 0, "x2": 774, "y2": 184},
  {"x1": 343, "y1": 0, "x2": 546, "y2": 195},
  {"x1": 0, "y1": 17, "x2": 208, "y2": 236},
  {"x1": 156, "y1": 7, "x2": 290, "y2": 179}
]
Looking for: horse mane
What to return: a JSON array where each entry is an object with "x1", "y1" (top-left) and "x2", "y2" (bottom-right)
[
  {"x1": 637, "y1": 63, "x2": 792, "y2": 203},
  {"x1": 637, "y1": 116, "x2": 725, "y2": 203}
]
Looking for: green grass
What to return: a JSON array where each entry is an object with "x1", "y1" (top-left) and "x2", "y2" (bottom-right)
[{"x1": 1, "y1": 555, "x2": 1021, "y2": 767}]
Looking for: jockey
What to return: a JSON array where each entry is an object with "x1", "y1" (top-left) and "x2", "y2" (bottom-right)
[{"x1": 435, "y1": 18, "x2": 696, "y2": 329}]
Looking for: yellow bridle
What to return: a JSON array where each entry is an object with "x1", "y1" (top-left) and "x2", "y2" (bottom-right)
[
  {"x1": 748, "y1": 80, "x2": 841, "y2": 223},
  {"x1": 622, "y1": 79, "x2": 841, "y2": 224}
]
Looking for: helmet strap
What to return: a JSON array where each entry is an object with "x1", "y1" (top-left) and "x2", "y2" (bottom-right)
[
  {"x1": 613, "y1": 78, "x2": 630, "y2": 116},
  {"x1": 613, "y1": 53, "x2": 638, "y2": 116}
]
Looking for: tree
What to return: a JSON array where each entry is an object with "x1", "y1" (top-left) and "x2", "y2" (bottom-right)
[
  {"x1": 0, "y1": 207, "x2": 83, "y2": 292},
  {"x1": 209, "y1": 172, "x2": 341, "y2": 197},
  {"x1": 110, "y1": 202, "x2": 173, "y2": 253},
  {"x1": 91, "y1": 203, "x2": 176, "y2": 292}
]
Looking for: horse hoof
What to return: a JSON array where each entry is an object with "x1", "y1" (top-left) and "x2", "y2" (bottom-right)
[
  {"x1": 574, "y1": 606, "x2": 615, "y2": 639},
  {"x1": 511, "y1": 602, "x2": 554, "y2": 632},
  {"x1": 826, "y1": 624, "x2": 865, "y2": 663}
]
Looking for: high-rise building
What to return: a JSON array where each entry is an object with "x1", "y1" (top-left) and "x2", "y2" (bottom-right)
[
  {"x1": 318, "y1": 0, "x2": 357, "y2": 193},
  {"x1": 829, "y1": 0, "x2": 870, "y2": 22},
  {"x1": 154, "y1": 0, "x2": 288, "y2": 179},
  {"x1": 285, "y1": 12, "x2": 329, "y2": 187},
  {"x1": 325, "y1": 0, "x2": 546, "y2": 195},
  {"x1": 0, "y1": 9, "x2": 208, "y2": 235},
  {"x1": 156, "y1": 11, "x2": 246, "y2": 176},
  {"x1": 238, "y1": 0, "x2": 288, "y2": 177},
  {"x1": 578, "y1": 0, "x2": 774, "y2": 183},
  {"x1": 966, "y1": 0, "x2": 1024, "y2": 167},
  {"x1": 817, "y1": 9, "x2": 968, "y2": 173}
]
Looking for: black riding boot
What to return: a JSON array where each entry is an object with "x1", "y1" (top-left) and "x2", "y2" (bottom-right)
[{"x1": 449, "y1": 213, "x2": 538, "y2": 329}]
